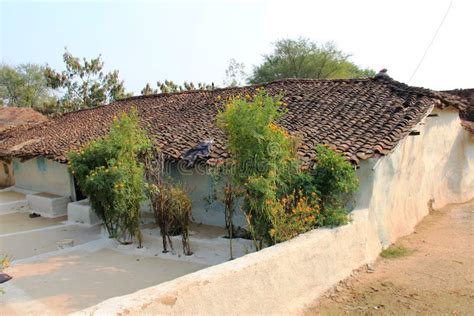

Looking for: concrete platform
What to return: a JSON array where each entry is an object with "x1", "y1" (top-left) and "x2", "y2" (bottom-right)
[
  {"x1": 27, "y1": 192, "x2": 70, "y2": 218},
  {"x1": 0, "y1": 248, "x2": 207, "y2": 314},
  {"x1": 67, "y1": 199, "x2": 100, "y2": 226},
  {"x1": 0, "y1": 191, "x2": 29, "y2": 215}
]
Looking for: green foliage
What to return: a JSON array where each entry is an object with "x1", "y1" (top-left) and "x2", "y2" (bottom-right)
[
  {"x1": 311, "y1": 145, "x2": 359, "y2": 226},
  {"x1": 217, "y1": 91, "x2": 359, "y2": 248},
  {"x1": 250, "y1": 38, "x2": 375, "y2": 84},
  {"x1": 217, "y1": 90, "x2": 301, "y2": 248},
  {"x1": 268, "y1": 191, "x2": 320, "y2": 243},
  {"x1": 206, "y1": 163, "x2": 242, "y2": 259},
  {"x1": 69, "y1": 110, "x2": 151, "y2": 245},
  {"x1": 0, "y1": 63, "x2": 56, "y2": 110},
  {"x1": 141, "y1": 80, "x2": 214, "y2": 95},
  {"x1": 45, "y1": 49, "x2": 130, "y2": 112},
  {"x1": 381, "y1": 245, "x2": 413, "y2": 259}
]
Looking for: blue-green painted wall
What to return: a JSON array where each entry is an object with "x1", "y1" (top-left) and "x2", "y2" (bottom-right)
[{"x1": 13, "y1": 157, "x2": 73, "y2": 197}]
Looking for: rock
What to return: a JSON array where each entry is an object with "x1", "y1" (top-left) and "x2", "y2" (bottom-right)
[
  {"x1": 381, "y1": 281, "x2": 393, "y2": 287},
  {"x1": 367, "y1": 263, "x2": 375, "y2": 273}
]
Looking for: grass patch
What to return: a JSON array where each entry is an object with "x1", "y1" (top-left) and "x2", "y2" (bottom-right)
[{"x1": 381, "y1": 245, "x2": 413, "y2": 259}]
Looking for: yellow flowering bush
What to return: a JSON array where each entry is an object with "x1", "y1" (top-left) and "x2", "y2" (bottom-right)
[
  {"x1": 268, "y1": 191, "x2": 321, "y2": 243},
  {"x1": 217, "y1": 90, "x2": 302, "y2": 248},
  {"x1": 217, "y1": 90, "x2": 358, "y2": 248}
]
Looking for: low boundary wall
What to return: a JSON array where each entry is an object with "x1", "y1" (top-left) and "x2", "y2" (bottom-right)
[{"x1": 77, "y1": 209, "x2": 380, "y2": 315}]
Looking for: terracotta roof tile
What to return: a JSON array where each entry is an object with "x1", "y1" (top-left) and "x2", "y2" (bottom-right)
[
  {"x1": 443, "y1": 88, "x2": 474, "y2": 134},
  {"x1": 0, "y1": 107, "x2": 47, "y2": 133},
  {"x1": 0, "y1": 77, "x2": 468, "y2": 164}
]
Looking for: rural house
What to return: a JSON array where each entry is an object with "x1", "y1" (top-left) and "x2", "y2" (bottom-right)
[
  {"x1": 0, "y1": 107, "x2": 47, "y2": 187},
  {"x1": 0, "y1": 76, "x2": 472, "y2": 246}
]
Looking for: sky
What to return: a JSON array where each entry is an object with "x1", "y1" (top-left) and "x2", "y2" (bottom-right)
[{"x1": 1, "y1": 0, "x2": 472, "y2": 95}]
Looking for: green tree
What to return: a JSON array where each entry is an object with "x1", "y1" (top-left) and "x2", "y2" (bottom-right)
[
  {"x1": 250, "y1": 38, "x2": 375, "y2": 84},
  {"x1": 45, "y1": 49, "x2": 130, "y2": 112},
  {"x1": 141, "y1": 80, "x2": 214, "y2": 95},
  {"x1": 223, "y1": 58, "x2": 247, "y2": 87},
  {"x1": 0, "y1": 63, "x2": 56, "y2": 109}
]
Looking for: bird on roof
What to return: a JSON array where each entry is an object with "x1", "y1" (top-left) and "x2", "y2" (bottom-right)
[{"x1": 375, "y1": 68, "x2": 391, "y2": 79}]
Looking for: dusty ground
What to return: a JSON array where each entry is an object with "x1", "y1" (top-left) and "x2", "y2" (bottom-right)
[{"x1": 306, "y1": 201, "x2": 474, "y2": 315}]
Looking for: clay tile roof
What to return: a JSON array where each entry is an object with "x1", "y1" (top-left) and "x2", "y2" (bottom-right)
[
  {"x1": 0, "y1": 107, "x2": 48, "y2": 133},
  {"x1": 0, "y1": 77, "x2": 468, "y2": 164},
  {"x1": 442, "y1": 88, "x2": 474, "y2": 134}
]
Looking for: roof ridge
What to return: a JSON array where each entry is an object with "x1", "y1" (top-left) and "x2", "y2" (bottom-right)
[
  {"x1": 45, "y1": 76, "x2": 468, "y2": 120},
  {"x1": 115, "y1": 77, "x2": 374, "y2": 103}
]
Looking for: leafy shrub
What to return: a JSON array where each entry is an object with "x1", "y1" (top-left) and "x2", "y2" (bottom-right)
[
  {"x1": 146, "y1": 182, "x2": 193, "y2": 255},
  {"x1": 167, "y1": 184, "x2": 193, "y2": 256},
  {"x1": 217, "y1": 90, "x2": 301, "y2": 248},
  {"x1": 311, "y1": 145, "x2": 358, "y2": 226},
  {"x1": 69, "y1": 109, "x2": 151, "y2": 245},
  {"x1": 217, "y1": 90, "x2": 359, "y2": 247}
]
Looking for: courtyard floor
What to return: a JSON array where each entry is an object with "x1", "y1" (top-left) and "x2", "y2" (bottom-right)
[{"x1": 0, "y1": 201, "x2": 253, "y2": 314}]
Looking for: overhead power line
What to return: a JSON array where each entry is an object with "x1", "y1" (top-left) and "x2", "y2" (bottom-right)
[{"x1": 408, "y1": 0, "x2": 454, "y2": 83}]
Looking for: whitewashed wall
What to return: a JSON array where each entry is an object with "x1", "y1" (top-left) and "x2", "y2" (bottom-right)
[
  {"x1": 356, "y1": 108, "x2": 474, "y2": 246},
  {"x1": 169, "y1": 163, "x2": 247, "y2": 228}
]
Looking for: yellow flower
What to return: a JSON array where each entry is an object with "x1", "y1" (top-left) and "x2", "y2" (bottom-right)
[
  {"x1": 1, "y1": 257, "x2": 10, "y2": 269},
  {"x1": 269, "y1": 228, "x2": 276, "y2": 237}
]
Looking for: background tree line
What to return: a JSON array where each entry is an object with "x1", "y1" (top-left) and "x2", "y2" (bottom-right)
[{"x1": 0, "y1": 38, "x2": 374, "y2": 115}]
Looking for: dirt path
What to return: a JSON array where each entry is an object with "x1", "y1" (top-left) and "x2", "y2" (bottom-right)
[{"x1": 306, "y1": 201, "x2": 474, "y2": 315}]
